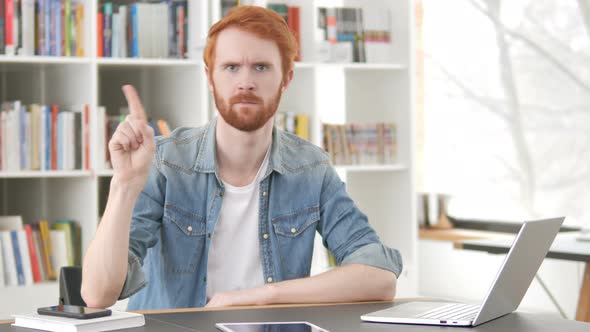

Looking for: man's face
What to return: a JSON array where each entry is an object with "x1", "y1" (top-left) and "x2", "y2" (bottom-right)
[{"x1": 208, "y1": 27, "x2": 289, "y2": 132}]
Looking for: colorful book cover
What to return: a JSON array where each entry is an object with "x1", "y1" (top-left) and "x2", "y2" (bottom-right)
[
  {"x1": 38, "y1": 220, "x2": 56, "y2": 280},
  {"x1": 75, "y1": 3, "x2": 83, "y2": 56},
  {"x1": 16, "y1": 230, "x2": 34, "y2": 285},
  {"x1": 24, "y1": 224, "x2": 42, "y2": 282},
  {"x1": 10, "y1": 230, "x2": 25, "y2": 285},
  {"x1": 103, "y1": 2, "x2": 112, "y2": 57},
  {"x1": 97, "y1": 11, "x2": 103, "y2": 56}
]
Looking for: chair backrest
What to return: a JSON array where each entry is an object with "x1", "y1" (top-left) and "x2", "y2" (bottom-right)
[{"x1": 59, "y1": 266, "x2": 87, "y2": 306}]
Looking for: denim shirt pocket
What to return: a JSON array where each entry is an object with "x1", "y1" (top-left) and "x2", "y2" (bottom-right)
[
  {"x1": 162, "y1": 203, "x2": 207, "y2": 274},
  {"x1": 272, "y1": 206, "x2": 320, "y2": 279}
]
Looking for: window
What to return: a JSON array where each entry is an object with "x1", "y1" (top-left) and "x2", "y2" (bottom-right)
[{"x1": 420, "y1": 0, "x2": 590, "y2": 226}]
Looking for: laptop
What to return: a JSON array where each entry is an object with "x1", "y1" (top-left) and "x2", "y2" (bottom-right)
[{"x1": 361, "y1": 217, "x2": 564, "y2": 327}]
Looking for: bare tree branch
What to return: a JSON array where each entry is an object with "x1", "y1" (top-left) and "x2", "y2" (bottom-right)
[
  {"x1": 471, "y1": 0, "x2": 590, "y2": 94},
  {"x1": 492, "y1": 154, "x2": 522, "y2": 179},
  {"x1": 577, "y1": 0, "x2": 590, "y2": 38},
  {"x1": 474, "y1": 0, "x2": 537, "y2": 212},
  {"x1": 424, "y1": 52, "x2": 510, "y2": 123},
  {"x1": 540, "y1": 170, "x2": 590, "y2": 189},
  {"x1": 524, "y1": 13, "x2": 590, "y2": 62}
]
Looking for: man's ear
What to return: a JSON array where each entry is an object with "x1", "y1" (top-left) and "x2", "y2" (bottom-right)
[
  {"x1": 205, "y1": 67, "x2": 214, "y2": 91},
  {"x1": 281, "y1": 69, "x2": 294, "y2": 92}
]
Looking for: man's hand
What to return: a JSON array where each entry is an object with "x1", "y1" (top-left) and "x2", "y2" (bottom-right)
[
  {"x1": 108, "y1": 85, "x2": 156, "y2": 193},
  {"x1": 206, "y1": 285, "x2": 276, "y2": 308}
]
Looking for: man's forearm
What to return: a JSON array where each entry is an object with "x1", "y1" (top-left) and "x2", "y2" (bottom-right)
[
  {"x1": 207, "y1": 263, "x2": 397, "y2": 307},
  {"x1": 81, "y1": 180, "x2": 140, "y2": 308},
  {"x1": 267, "y1": 264, "x2": 396, "y2": 304}
]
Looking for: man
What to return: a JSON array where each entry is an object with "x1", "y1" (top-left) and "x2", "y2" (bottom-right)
[{"x1": 81, "y1": 6, "x2": 402, "y2": 310}]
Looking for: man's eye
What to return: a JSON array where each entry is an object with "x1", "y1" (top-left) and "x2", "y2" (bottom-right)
[
  {"x1": 255, "y1": 65, "x2": 267, "y2": 71},
  {"x1": 226, "y1": 65, "x2": 238, "y2": 71}
]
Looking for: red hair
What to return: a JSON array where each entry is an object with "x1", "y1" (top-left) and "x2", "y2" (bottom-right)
[{"x1": 203, "y1": 6, "x2": 297, "y2": 80}]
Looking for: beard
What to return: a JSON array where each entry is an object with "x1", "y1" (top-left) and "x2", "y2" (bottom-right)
[{"x1": 214, "y1": 85, "x2": 282, "y2": 132}]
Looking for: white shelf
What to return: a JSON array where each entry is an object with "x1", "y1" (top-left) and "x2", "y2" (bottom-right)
[
  {"x1": 335, "y1": 164, "x2": 408, "y2": 172},
  {"x1": 0, "y1": 281, "x2": 58, "y2": 289},
  {"x1": 96, "y1": 169, "x2": 114, "y2": 177},
  {"x1": 341, "y1": 63, "x2": 406, "y2": 70},
  {"x1": 97, "y1": 58, "x2": 201, "y2": 67},
  {"x1": 0, "y1": 0, "x2": 417, "y2": 313},
  {"x1": 0, "y1": 171, "x2": 92, "y2": 178},
  {"x1": 294, "y1": 62, "x2": 316, "y2": 69},
  {"x1": 295, "y1": 62, "x2": 406, "y2": 70},
  {"x1": 0, "y1": 55, "x2": 92, "y2": 65}
]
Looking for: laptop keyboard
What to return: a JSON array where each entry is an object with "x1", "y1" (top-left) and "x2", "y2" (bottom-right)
[{"x1": 416, "y1": 303, "x2": 480, "y2": 321}]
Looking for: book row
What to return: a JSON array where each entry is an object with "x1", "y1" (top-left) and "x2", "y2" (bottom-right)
[
  {"x1": 0, "y1": 102, "x2": 172, "y2": 172},
  {"x1": 274, "y1": 112, "x2": 309, "y2": 141},
  {"x1": 317, "y1": 6, "x2": 393, "y2": 63},
  {"x1": 0, "y1": 102, "x2": 90, "y2": 171},
  {"x1": 98, "y1": 0, "x2": 188, "y2": 58},
  {"x1": 0, "y1": 0, "x2": 85, "y2": 56},
  {"x1": 0, "y1": 216, "x2": 80, "y2": 287},
  {"x1": 323, "y1": 122, "x2": 397, "y2": 166}
]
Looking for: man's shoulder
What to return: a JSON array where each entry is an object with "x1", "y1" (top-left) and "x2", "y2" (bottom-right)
[
  {"x1": 155, "y1": 126, "x2": 206, "y2": 146},
  {"x1": 277, "y1": 130, "x2": 330, "y2": 173},
  {"x1": 153, "y1": 126, "x2": 208, "y2": 171}
]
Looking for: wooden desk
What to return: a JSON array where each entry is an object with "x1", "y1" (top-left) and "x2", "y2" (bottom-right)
[{"x1": 2, "y1": 300, "x2": 590, "y2": 331}]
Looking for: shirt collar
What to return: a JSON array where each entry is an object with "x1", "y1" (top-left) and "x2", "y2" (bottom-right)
[{"x1": 193, "y1": 116, "x2": 285, "y2": 176}]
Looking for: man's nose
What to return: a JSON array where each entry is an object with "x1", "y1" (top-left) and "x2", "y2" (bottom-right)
[{"x1": 237, "y1": 71, "x2": 256, "y2": 91}]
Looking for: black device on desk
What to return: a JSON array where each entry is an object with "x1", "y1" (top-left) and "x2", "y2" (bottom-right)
[
  {"x1": 37, "y1": 305, "x2": 112, "y2": 319},
  {"x1": 216, "y1": 322, "x2": 329, "y2": 332}
]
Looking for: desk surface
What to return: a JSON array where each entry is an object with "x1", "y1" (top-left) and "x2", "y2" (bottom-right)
[
  {"x1": 2, "y1": 301, "x2": 589, "y2": 332},
  {"x1": 456, "y1": 232, "x2": 590, "y2": 262}
]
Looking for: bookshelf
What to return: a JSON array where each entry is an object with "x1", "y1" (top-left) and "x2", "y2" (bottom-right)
[{"x1": 0, "y1": 0, "x2": 415, "y2": 317}]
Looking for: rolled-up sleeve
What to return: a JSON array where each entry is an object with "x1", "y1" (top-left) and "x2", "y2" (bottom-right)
[
  {"x1": 118, "y1": 152, "x2": 166, "y2": 299},
  {"x1": 341, "y1": 242, "x2": 403, "y2": 277},
  {"x1": 118, "y1": 251, "x2": 147, "y2": 299},
  {"x1": 318, "y1": 166, "x2": 403, "y2": 277}
]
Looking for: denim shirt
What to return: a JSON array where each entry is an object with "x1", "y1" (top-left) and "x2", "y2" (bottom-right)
[{"x1": 121, "y1": 117, "x2": 403, "y2": 310}]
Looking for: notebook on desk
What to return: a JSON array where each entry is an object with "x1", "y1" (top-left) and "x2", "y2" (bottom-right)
[
  {"x1": 12, "y1": 310, "x2": 145, "y2": 332},
  {"x1": 361, "y1": 217, "x2": 565, "y2": 327}
]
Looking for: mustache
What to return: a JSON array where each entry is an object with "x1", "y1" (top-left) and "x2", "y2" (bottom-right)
[{"x1": 229, "y1": 93, "x2": 263, "y2": 104}]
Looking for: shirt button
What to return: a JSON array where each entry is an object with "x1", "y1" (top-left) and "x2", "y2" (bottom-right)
[
  {"x1": 291, "y1": 228, "x2": 297, "y2": 234},
  {"x1": 207, "y1": 233, "x2": 212, "y2": 238},
  {"x1": 203, "y1": 277, "x2": 207, "y2": 283},
  {"x1": 262, "y1": 191, "x2": 267, "y2": 196},
  {"x1": 263, "y1": 233, "x2": 269, "y2": 239},
  {"x1": 267, "y1": 277, "x2": 273, "y2": 283},
  {"x1": 219, "y1": 191, "x2": 224, "y2": 197},
  {"x1": 187, "y1": 226, "x2": 193, "y2": 232}
]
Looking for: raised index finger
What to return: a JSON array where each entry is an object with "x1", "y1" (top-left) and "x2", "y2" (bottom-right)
[{"x1": 122, "y1": 85, "x2": 147, "y2": 123}]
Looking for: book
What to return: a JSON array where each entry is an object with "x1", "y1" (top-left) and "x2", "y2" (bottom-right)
[
  {"x1": 52, "y1": 220, "x2": 80, "y2": 266},
  {"x1": 12, "y1": 310, "x2": 145, "y2": 332},
  {"x1": 0, "y1": 231, "x2": 18, "y2": 286},
  {"x1": 16, "y1": 230, "x2": 34, "y2": 285},
  {"x1": 294, "y1": 114, "x2": 309, "y2": 140},
  {"x1": 50, "y1": 229, "x2": 68, "y2": 274},
  {"x1": 0, "y1": 215, "x2": 24, "y2": 230},
  {"x1": 5, "y1": 0, "x2": 15, "y2": 54},
  {"x1": 0, "y1": 0, "x2": 5, "y2": 55},
  {"x1": 32, "y1": 224, "x2": 49, "y2": 281},
  {"x1": 0, "y1": 236, "x2": 4, "y2": 286},
  {"x1": 38, "y1": 219, "x2": 56, "y2": 280},
  {"x1": 24, "y1": 224, "x2": 42, "y2": 282}
]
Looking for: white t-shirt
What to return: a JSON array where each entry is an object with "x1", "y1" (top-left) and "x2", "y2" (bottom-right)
[{"x1": 206, "y1": 149, "x2": 270, "y2": 300}]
